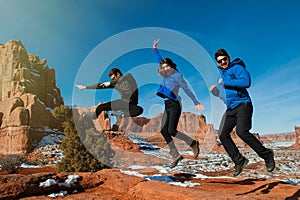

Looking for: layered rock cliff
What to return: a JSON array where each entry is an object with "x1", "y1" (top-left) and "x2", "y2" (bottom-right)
[
  {"x1": 290, "y1": 126, "x2": 300, "y2": 149},
  {"x1": 0, "y1": 40, "x2": 64, "y2": 155},
  {"x1": 114, "y1": 112, "x2": 219, "y2": 150}
]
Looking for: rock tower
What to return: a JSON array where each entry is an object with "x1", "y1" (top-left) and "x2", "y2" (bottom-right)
[{"x1": 0, "y1": 40, "x2": 64, "y2": 154}]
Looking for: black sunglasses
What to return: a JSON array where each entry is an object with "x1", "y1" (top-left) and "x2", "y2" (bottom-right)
[{"x1": 217, "y1": 57, "x2": 228, "y2": 64}]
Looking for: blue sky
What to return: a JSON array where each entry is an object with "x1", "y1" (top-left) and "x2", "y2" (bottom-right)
[{"x1": 0, "y1": 0, "x2": 299, "y2": 135}]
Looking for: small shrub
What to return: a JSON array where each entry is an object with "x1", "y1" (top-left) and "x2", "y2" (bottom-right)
[
  {"x1": 0, "y1": 154, "x2": 27, "y2": 174},
  {"x1": 57, "y1": 115, "x2": 115, "y2": 172}
]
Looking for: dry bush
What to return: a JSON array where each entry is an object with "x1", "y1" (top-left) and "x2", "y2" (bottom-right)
[{"x1": 0, "y1": 154, "x2": 27, "y2": 174}]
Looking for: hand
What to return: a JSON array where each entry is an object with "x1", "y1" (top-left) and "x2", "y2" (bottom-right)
[
  {"x1": 209, "y1": 85, "x2": 220, "y2": 96},
  {"x1": 153, "y1": 38, "x2": 160, "y2": 49},
  {"x1": 209, "y1": 85, "x2": 217, "y2": 92},
  {"x1": 75, "y1": 84, "x2": 86, "y2": 90},
  {"x1": 195, "y1": 103, "x2": 205, "y2": 112},
  {"x1": 218, "y1": 78, "x2": 223, "y2": 85},
  {"x1": 102, "y1": 82, "x2": 110, "y2": 87}
]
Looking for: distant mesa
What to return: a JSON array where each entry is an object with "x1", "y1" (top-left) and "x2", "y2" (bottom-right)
[{"x1": 290, "y1": 126, "x2": 300, "y2": 149}]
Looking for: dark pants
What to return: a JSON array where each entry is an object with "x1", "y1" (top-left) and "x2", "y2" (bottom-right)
[
  {"x1": 161, "y1": 100, "x2": 194, "y2": 158},
  {"x1": 218, "y1": 102, "x2": 271, "y2": 165},
  {"x1": 95, "y1": 99, "x2": 143, "y2": 118}
]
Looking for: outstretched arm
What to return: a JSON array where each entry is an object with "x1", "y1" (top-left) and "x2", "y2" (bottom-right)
[
  {"x1": 152, "y1": 38, "x2": 163, "y2": 63},
  {"x1": 176, "y1": 74, "x2": 205, "y2": 111},
  {"x1": 75, "y1": 82, "x2": 111, "y2": 90},
  {"x1": 195, "y1": 103, "x2": 205, "y2": 112},
  {"x1": 75, "y1": 84, "x2": 87, "y2": 90},
  {"x1": 153, "y1": 38, "x2": 160, "y2": 49}
]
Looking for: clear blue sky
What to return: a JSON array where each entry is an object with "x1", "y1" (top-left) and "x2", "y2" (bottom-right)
[{"x1": 0, "y1": 0, "x2": 299, "y2": 135}]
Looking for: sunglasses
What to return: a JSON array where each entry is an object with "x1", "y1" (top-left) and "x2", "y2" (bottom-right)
[
  {"x1": 217, "y1": 57, "x2": 228, "y2": 64},
  {"x1": 160, "y1": 63, "x2": 170, "y2": 69}
]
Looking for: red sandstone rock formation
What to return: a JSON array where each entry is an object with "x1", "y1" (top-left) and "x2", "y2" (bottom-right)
[
  {"x1": 0, "y1": 40, "x2": 64, "y2": 155},
  {"x1": 113, "y1": 112, "x2": 218, "y2": 150},
  {"x1": 290, "y1": 126, "x2": 300, "y2": 149},
  {"x1": 1, "y1": 165, "x2": 300, "y2": 199}
]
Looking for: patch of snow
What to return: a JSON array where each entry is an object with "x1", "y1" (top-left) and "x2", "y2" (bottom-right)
[
  {"x1": 152, "y1": 165, "x2": 171, "y2": 173},
  {"x1": 31, "y1": 70, "x2": 41, "y2": 78},
  {"x1": 194, "y1": 174, "x2": 209, "y2": 179},
  {"x1": 127, "y1": 165, "x2": 146, "y2": 170},
  {"x1": 121, "y1": 170, "x2": 199, "y2": 187},
  {"x1": 39, "y1": 179, "x2": 57, "y2": 187},
  {"x1": 21, "y1": 164, "x2": 41, "y2": 168},
  {"x1": 169, "y1": 181, "x2": 200, "y2": 187},
  {"x1": 120, "y1": 170, "x2": 145, "y2": 178},
  {"x1": 282, "y1": 178, "x2": 300, "y2": 185},
  {"x1": 39, "y1": 174, "x2": 80, "y2": 189},
  {"x1": 58, "y1": 174, "x2": 80, "y2": 187},
  {"x1": 144, "y1": 174, "x2": 174, "y2": 182},
  {"x1": 127, "y1": 134, "x2": 160, "y2": 151},
  {"x1": 48, "y1": 191, "x2": 67, "y2": 198},
  {"x1": 35, "y1": 133, "x2": 64, "y2": 149}
]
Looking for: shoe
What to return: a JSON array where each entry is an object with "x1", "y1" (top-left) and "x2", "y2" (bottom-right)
[
  {"x1": 170, "y1": 155, "x2": 183, "y2": 169},
  {"x1": 233, "y1": 158, "x2": 249, "y2": 176},
  {"x1": 265, "y1": 149, "x2": 275, "y2": 172},
  {"x1": 190, "y1": 140, "x2": 200, "y2": 158}
]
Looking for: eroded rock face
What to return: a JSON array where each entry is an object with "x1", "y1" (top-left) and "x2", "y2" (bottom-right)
[
  {"x1": 116, "y1": 112, "x2": 208, "y2": 135},
  {"x1": 0, "y1": 40, "x2": 63, "y2": 108},
  {"x1": 295, "y1": 126, "x2": 300, "y2": 144},
  {"x1": 113, "y1": 112, "x2": 218, "y2": 149},
  {"x1": 0, "y1": 40, "x2": 64, "y2": 155},
  {"x1": 290, "y1": 126, "x2": 300, "y2": 149}
]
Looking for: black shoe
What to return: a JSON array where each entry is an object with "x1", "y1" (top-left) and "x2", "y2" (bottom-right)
[
  {"x1": 170, "y1": 155, "x2": 183, "y2": 169},
  {"x1": 265, "y1": 149, "x2": 275, "y2": 172},
  {"x1": 233, "y1": 158, "x2": 249, "y2": 176},
  {"x1": 190, "y1": 140, "x2": 200, "y2": 158}
]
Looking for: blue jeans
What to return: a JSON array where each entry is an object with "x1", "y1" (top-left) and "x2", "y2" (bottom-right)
[
  {"x1": 161, "y1": 100, "x2": 193, "y2": 157},
  {"x1": 218, "y1": 102, "x2": 272, "y2": 165}
]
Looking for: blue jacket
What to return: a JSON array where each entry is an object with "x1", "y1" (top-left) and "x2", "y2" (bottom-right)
[
  {"x1": 217, "y1": 58, "x2": 251, "y2": 109},
  {"x1": 153, "y1": 48, "x2": 199, "y2": 105}
]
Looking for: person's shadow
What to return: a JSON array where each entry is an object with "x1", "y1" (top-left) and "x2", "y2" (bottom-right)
[{"x1": 236, "y1": 180, "x2": 300, "y2": 200}]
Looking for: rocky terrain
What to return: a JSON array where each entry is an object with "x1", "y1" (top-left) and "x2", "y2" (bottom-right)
[
  {"x1": 0, "y1": 39, "x2": 299, "y2": 199},
  {"x1": 0, "y1": 126, "x2": 299, "y2": 200}
]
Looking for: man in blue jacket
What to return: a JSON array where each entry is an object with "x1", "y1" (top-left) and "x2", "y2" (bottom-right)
[{"x1": 210, "y1": 49, "x2": 275, "y2": 176}]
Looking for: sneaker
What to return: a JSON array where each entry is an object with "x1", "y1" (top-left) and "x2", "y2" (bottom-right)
[
  {"x1": 233, "y1": 158, "x2": 249, "y2": 176},
  {"x1": 265, "y1": 149, "x2": 275, "y2": 172},
  {"x1": 190, "y1": 140, "x2": 200, "y2": 158},
  {"x1": 170, "y1": 155, "x2": 183, "y2": 169}
]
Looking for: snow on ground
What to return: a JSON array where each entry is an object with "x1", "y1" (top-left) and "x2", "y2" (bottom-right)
[
  {"x1": 122, "y1": 133, "x2": 300, "y2": 186},
  {"x1": 26, "y1": 132, "x2": 300, "y2": 188},
  {"x1": 39, "y1": 174, "x2": 80, "y2": 198},
  {"x1": 35, "y1": 133, "x2": 64, "y2": 149},
  {"x1": 34, "y1": 133, "x2": 65, "y2": 163}
]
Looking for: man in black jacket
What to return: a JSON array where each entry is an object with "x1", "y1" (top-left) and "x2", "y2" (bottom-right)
[{"x1": 76, "y1": 68, "x2": 143, "y2": 118}]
